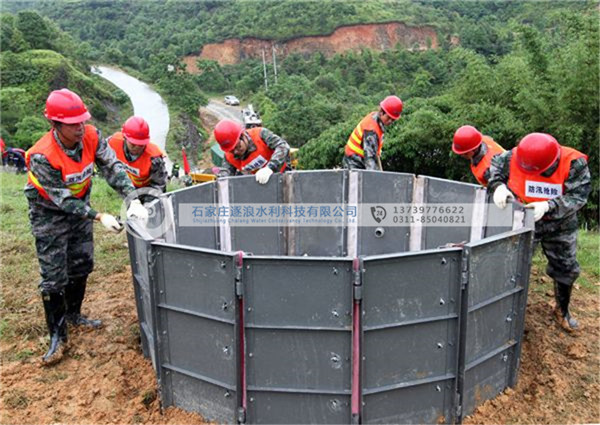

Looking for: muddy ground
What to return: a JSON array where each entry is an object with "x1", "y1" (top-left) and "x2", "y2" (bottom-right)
[{"x1": 1, "y1": 257, "x2": 598, "y2": 424}]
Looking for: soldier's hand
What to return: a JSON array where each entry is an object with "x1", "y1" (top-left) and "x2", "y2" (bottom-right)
[
  {"x1": 493, "y1": 184, "x2": 514, "y2": 209},
  {"x1": 127, "y1": 199, "x2": 149, "y2": 222},
  {"x1": 99, "y1": 213, "x2": 123, "y2": 233},
  {"x1": 526, "y1": 201, "x2": 550, "y2": 222},
  {"x1": 255, "y1": 167, "x2": 273, "y2": 184}
]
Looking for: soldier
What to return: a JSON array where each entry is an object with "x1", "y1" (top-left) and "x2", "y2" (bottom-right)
[
  {"x1": 489, "y1": 133, "x2": 591, "y2": 332},
  {"x1": 452, "y1": 125, "x2": 505, "y2": 187},
  {"x1": 343, "y1": 95, "x2": 403, "y2": 170},
  {"x1": 25, "y1": 89, "x2": 148, "y2": 365},
  {"x1": 214, "y1": 119, "x2": 290, "y2": 184},
  {"x1": 108, "y1": 116, "x2": 167, "y2": 201}
]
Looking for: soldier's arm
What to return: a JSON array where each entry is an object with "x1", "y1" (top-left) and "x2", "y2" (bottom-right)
[
  {"x1": 27, "y1": 154, "x2": 98, "y2": 219},
  {"x1": 487, "y1": 151, "x2": 512, "y2": 192},
  {"x1": 261, "y1": 128, "x2": 290, "y2": 172},
  {"x1": 362, "y1": 131, "x2": 380, "y2": 171},
  {"x1": 218, "y1": 158, "x2": 239, "y2": 177},
  {"x1": 546, "y1": 158, "x2": 591, "y2": 220},
  {"x1": 149, "y1": 156, "x2": 168, "y2": 193},
  {"x1": 93, "y1": 129, "x2": 135, "y2": 198}
]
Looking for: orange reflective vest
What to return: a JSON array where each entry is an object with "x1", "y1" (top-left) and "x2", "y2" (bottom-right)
[
  {"x1": 26, "y1": 125, "x2": 98, "y2": 200},
  {"x1": 508, "y1": 146, "x2": 587, "y2": 204},
  {"x1": 225, "y1": 127, "x2": 286, "y2": 174},
  {"x1": 471, "y1": 136, "x2": 505, "y2": 186},
  {"x1": 108, "y1": 132, "x2": 164, "y2": 188},
  {"x1": 344, "y1": 113, "x2": 383, "y2": 158}
]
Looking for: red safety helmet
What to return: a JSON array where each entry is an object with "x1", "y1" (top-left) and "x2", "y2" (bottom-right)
[
  {"x1": 44, "y1": 89, "x2": 91, "y2": 124},
  {"x1": 516, "y1": 133, "x2": 560, "y2": 174},
  {"x1": 380, "y1": 95, "x2": 403, "y2": 120},
  {"x1": 452, "y1": 125, "x2": 483, "y2": 154},
  {"x1": 122, "y1": 116, "x2": 150, "y2": 145},
  {"x1": 214, "y1": 119, "x2": 244, "y2": 152}
]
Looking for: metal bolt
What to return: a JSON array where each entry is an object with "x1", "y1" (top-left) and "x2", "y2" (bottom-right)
[
  {"x1": 159, "y1": 290, "x2": 164, "y2": 294},
  {"x1": 439, "y1": 298, "x2": 445, "y2": 305},
  {"x1": 506, "y1": 315, "x2": 513, "y2": 322},
  {"x1": 223, "y1": 346, "x2": 230, "y2": 355},
  {"x1": 436, "y1": 385, "x2": 442, "y2": 392},
  {"x1": 162, "y1": 330, "x2": 167, "y2": 335},
  {"x1": 329, "y1": 399, "x2": 340, "y2": 410},
  {"x1": 222, "y1": 302, "x2": 229, "y2": 311},
  {"x1": 247, "y1": 307, "x2": 253, "y2": 312},
  {"x1": 331, "y1": 309, "x2": 339, "y2": 318},
  {"x1": 441, "y1": 258, "x2": 447, "y2": 265},
  {"x1": 249, "y1": 397, "x2": 254, "y2": 402},
  {"x1": 510, "y1": 276, "x2": 516, "y2": 284},
  {"x1": 165, "y1": 371, "x2": 170, "y2": 375},
  {"x1": 246, "y1": 265, "x2": 250, "y2": 270},
  {"x1": 220, "y1": 261, "x2": 227, "y2": 268},
  {"x1": 437, "y1": 342, "x2": 444, "y2": 349},
  {"x1": 224, "y1": 391, "x2": 231, "y2": 398},
  {"x1": 502, "y1": 353, "x2": 509, "y2": 362},
  {"x1": 332, "y1": 267, "x2": 338, "y2": 275},
  {"x1": 248, "y1": 352, "x2": 253, "y2": 358}
]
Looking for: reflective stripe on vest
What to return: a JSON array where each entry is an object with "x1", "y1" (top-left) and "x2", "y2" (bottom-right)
[
  {"x1": 344, "y1": 113, "x2": 383, "y2": 158},
  {"x1": 224, "y1": 127, "x2": 286, "y2": 174},
  {"x1": 26, "y1": 125, "x2": 99, "y2": 200},
  {"x1": 470, "y1": 136, "x2": 505, "y2": 186},
  {"x1": 108, "y1": 132, "x2": 164, "y2": 188},
  {"x1": 508, "y1": 146, "x2": 587, "y2": 204}
]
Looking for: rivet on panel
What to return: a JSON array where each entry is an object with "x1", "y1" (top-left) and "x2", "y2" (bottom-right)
[
  {"x1": 247, "y1": 307, "x2": 253, "y2": 312},
  {"x1": 439, "y1": 298, "x2": 445, "y2": 305},
  {"x1": 502, "y1": 353, "x2": 509, "y2": 362},
  {"x1": 332, "y1": 267, "x2": 339, "y2": 275},
  {"x1": 159, "y1": 290, "x2": 164, "y2": 294},
  {"x1": 246, "y1": 265, "x2": 251, "y2": 270},
  {"x1": 505, "y1": 315, "x2": 513, "y2": 322},
  {"x1": 331, "y1": 309, "x2": 339, "y2": 318},
  {"x1": 220, "y1": 261, "x2": 227, "y2": 268},
  {"x1": 437, "y1": 342, "x2": 444, "y2": 349},
  {"x1": 162, "y1": 331, "x2": 167, "y2": 335},
  {"x1": 248, "y1": 352, "x2": 254, "y2": 358},
  {"x1": 441, "y1": 258, "x2": 447, "y2": 265},
  {"x1": 250, "y1": 397, "x2": 255, "y2": 402},
  {"x1": 224, "y1": 391, "x2": 231, "y2": 398},
  {"x1": 436, "y1": 385, "x2": 442, "y2": 392}
]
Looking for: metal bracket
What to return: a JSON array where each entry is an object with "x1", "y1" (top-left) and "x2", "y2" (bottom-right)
[
  {"x1": 460, "y1": 248, "x2": 470, "y2": 290},
  {"x1": 352, "y1": 257, "x2": 363, "y2": 300},
  {"x1": 235, "y1": 251, "x2": 244, "y2": 298}
]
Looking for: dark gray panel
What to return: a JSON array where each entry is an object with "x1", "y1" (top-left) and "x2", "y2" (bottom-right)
[
  {"x1": 244, "y1": 258, "x2": 352, "y2": 328},
  {"x1": 359, "y1": 171, "x2": 413, "y2": 255},
  {"x1": 169, "y1": 370, "x2": 237, "y2": 423},
  {"x1": 162, "y1": 310, "x2": 236, "y2": 386},
  {"x1": 246, "y1": 329, "x2": 351, "y2": 391},
  {"x1": 173, "y1": 182, "x2": 217, "y2": 249},
  {"x1": 158, "y1": 246, "x2": 235, "y2": 322},
  {"x1": 362, "y1": 251, "x2": 461, "y2": 328},
  {"x1": 145, "y1": 197, "x2": 164, "y2": 237},
  {"x1": 466, "y1": 297, "x2": 517, "y2": 364},
  {"x1": 468, "y1": 235, "x2": 521, "y2": 308},
  {"x1": 288, "y1": 171, "x2": 346, "y2": 257},
  {"x1": 247, "y1": 392, "x2": 351, "y2": 424},
  {"x1": 363, "y1": 379, "x2": 454, "y2": 424},
  {"x1": 422, "y1": 177, "x2": 477, "y2": 249},
  {"x1": 463, "y1": 346, "x2": 514, "y2": 417},
  {"x1": 363, "y1": 320, "x2": 457, "y2": 389},
  {"x1": 228, "y1": 175, "x2": 284, "y2": 255}
]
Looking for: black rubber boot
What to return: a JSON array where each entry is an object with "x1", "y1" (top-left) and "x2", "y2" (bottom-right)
[
  {"x1": 553, "y1": 281, "x2": 579, "y2": 332},
  {"x1": 65, "y1": 277, "x2": 102, "y2": 329},
  {"x1": 41, "y1": 291, "x2": 68, "y2": 365}
]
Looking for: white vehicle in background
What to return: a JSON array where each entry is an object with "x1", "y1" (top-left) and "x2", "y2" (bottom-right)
[
  {"x1": 242, "y1": 104, "x2": 262, "y2": 128},
  {"x1": 224, "y1": 95, "x2": 240, "y2": 106}
]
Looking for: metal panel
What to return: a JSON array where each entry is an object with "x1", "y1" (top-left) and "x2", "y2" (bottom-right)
[
  {"x1": 286, "y1": 170, "x2": 347, "y2": 257},
  {"x1": 362, "y1": 250, "x2": 462, "y2": 328},
  {"x1": 152, "y1": 243, "x2": 237, "y2": 422},
  {"x1": 243, "y1": 257, "x2": 353, "y2": 424},
  {"x1": 361, "y1": 249, "x2": 462, "y2": 423},
  {"x1": 172, "y1": 182, "x2": 218, "y2": 249},
  {"x1": 126, "y1": 222, "x2": 156, "y2": 365},
  {"x1": 228, "y1": 175, "x2": 285, "y2": 255},
  {"x1": 359, "y1": 171, "x2": 413, "y2": 255},
  {"x1": 246, "y1": 392, "x2": 351, "y2": 424},
  {"x1": 422, "y1": 176, "x2": 478, "y2": 250},
  {"x1": 363, "y1": 379, "x2": 454, "y2": 424}
]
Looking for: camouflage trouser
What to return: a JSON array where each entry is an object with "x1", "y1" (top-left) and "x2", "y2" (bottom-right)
[
  {"x1": 343, "y1": 154, "x2": 366, "y2": 170},
  {"x1": 28, "y1": 203, "x2": 94, "y2": 293},
  {"x1": 535, "y1": 213, "x2": 580, "y2": 287}
]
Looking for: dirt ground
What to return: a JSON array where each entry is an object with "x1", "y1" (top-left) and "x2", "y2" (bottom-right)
[{"x1": 1, "y1": 260, "x2": 598, "y2": 424}]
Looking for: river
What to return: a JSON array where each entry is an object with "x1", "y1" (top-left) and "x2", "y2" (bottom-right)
[{"x1": 91, "y1": 65, "x2": 172, "y2": 169}]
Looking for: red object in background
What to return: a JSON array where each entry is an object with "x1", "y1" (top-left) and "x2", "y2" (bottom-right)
[
  {"x1": 0, "y1": 138, "x2": 5, "y2": 157},
  {"x1": 182, "y1": 147, "x2": 190, "y2": 175}
]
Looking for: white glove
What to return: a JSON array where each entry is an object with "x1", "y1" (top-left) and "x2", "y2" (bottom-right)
[
  {"x1": 527, "y1": 201, "x2": 550, "y2": 222},
  {"x1": 100, "y1": 214, "x2": 123, "y2": 233},
  {"x1": 493, "y1": 184, "x2": 514, "y2": 209},
  {"x1": 127, "y1": 199, "x2": 149, "y2": 222},
  {"x1": 255, "y1": 167, "x2": 274, "y2": 184}
]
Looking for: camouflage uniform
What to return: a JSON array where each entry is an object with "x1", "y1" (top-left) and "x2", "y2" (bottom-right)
[
  {"x1": 471, "y1": 143, "x2": 490, "y2": 184},
  {"x1": 489, "y1": 150, "x2": 592, "y2": 287},
  {"x1": 343, "y1": 112, "x2": 386, "y2": 171},
  {"x1": 218, "y1": 127, "x2": 291, "y2": 177},
  {"x1": 25, "y1": 128, "x2": 135, "y2": 293}
]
